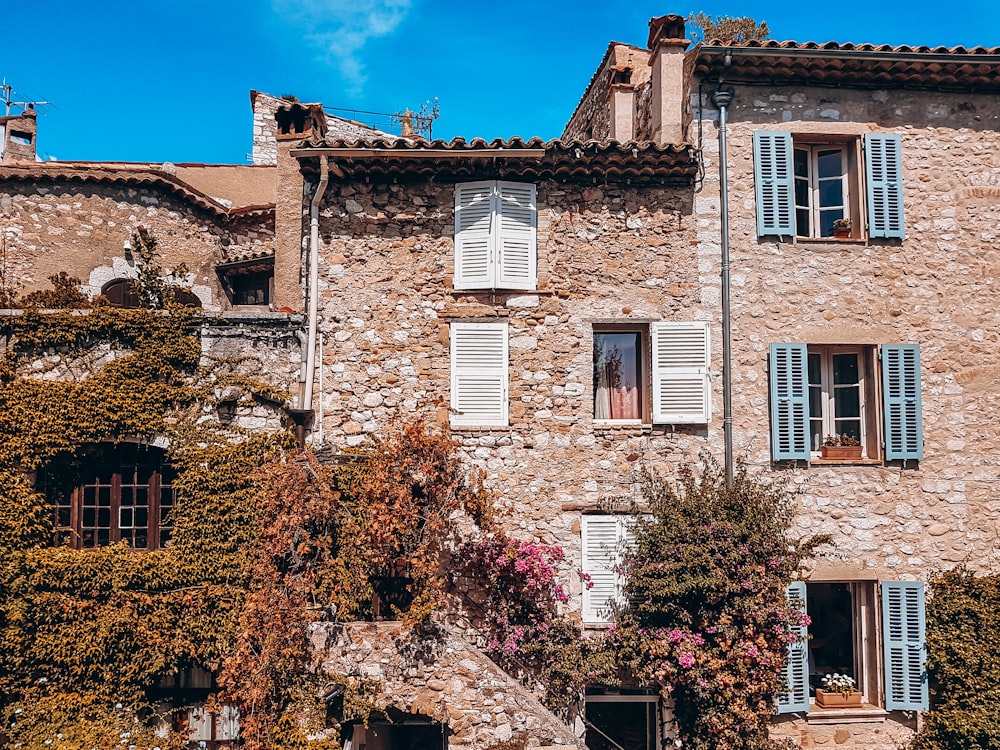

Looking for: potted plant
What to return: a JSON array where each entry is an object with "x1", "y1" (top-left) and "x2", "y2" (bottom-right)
[
  {"x1": 816, "y1": 673, "x2": 862, "y2": 707},
  {"x1": 832, "y1": 217, "x2": 852, "y2": 238},
  {"x1": 820, "y1": 434, "x2": 863, "y2": 460}
]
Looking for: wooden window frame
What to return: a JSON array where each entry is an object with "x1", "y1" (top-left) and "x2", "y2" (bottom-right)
[
  {"x1": 807, "y1": 345, "x2": 880, "y2": 460},
  {"x1": 793, "y1": 143, "x2": 853, "y2": 239},
  {"x1": 50, "y1": 444, "x2": 176, "y2": 551},
  {"x1": 592, "y1": 324, "x2": 652, "y2": 425},
  {"x1": 806, "y1": 580, "x2": 882, "y2": 710}
]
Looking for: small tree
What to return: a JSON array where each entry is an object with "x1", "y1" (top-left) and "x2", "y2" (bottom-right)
[
  {"x1": 689, "y1": 13, "x2": 770, "y2": 43},
  {"x1": 611, "y1": 458, "x2": 828, "y2": 750}
]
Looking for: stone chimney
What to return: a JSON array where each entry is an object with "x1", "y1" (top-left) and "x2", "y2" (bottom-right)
[
  {"x1": 1, "y1": 106, "x2": 38, "y2": 163},
  {"x1": 647, "y1": 14, "x2": 689, "y2": 146},
  {"x1": 273, "y1": 98, "x2": 327, "y2": 312},
  {"x1": 608, "y1": 66, "x2": 635, "y2": 142}
]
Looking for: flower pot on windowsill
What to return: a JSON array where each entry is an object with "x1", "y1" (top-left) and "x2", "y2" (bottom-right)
[
  {"x1": 833, "y1": 228, "x2": 852, "y2": 239},
  {"x1": 816, "y1": 688, "x2": 863, "y2": 708},
  {"x1": 820, "y1": 445, "x2": 863, "y2": 460}
]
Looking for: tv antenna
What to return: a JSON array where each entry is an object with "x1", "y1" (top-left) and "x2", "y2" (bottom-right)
[{"x1": 1, "y1": 78, "x2": 51, "y2": 117}]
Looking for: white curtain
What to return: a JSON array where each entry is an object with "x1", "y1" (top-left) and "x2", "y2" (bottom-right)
[{"x1": 594, "y1": 333, "x2": 641, "y2": 420}]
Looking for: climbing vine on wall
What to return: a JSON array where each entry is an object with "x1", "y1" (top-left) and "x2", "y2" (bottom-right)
[
  {"x1": 0, "y1": 266, "x2": 293, "y2": 749},
  {"x1": 910, "y1": 567, "x2": 1000, "y2": 750}
]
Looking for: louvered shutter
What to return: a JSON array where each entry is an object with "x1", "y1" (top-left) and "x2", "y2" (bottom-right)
[
  {"x1": 769, "y1": 343, "x2": 810, "y2": 460},
  {"x1": 450, "y1": 322, "x2": 508, "y2": 427},
  {"x1": 651, "y1": 322, "x2": 711, "y2": 424},
  {"x1": 581, "y1": 515, "x2": 620, "y2": 623},
  {"x1": 454, "y1": 182, "x2": 496, "y2": 289},
  {"x1": 882, "y1": 581, "x2": 928, "y2": 711},
  {"x1": 777, "y1": 581, "x2": 810, "y2": 714},
  {"x1": 753, "y1": 131, "x2": 795, "y2": 236},
  {"x1": 496, "y1": 182, "x2": 537, "y2": 290},
  {"x1": 881, "y1": 344, "x2": 923, "y2": 460},
  {"x1": 865, "y1": 133, "x2": 905, "y2": 239}
]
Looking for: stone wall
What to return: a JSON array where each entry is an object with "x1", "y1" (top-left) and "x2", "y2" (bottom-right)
[
  {"x1": 688, "y1": 83, "x2": 1000, "y2": 580},
  {"x1": 311, "y1": 621, "x2": 582, "y2": 748},
  {"x1": 3, "y1": 310, "x2": 300, "y2": 434},
  {"x1": 312, "y1": 177, "x2": 706, "y2": 606},
  {"x1": 251, "y1": 91, "x2": 393, "y2": 166},
  {"x1": 0, "y1": 180, "x2": 272, "y2": 310},
  {"x1": 562, "y1": 44, "x2": 650, "y2": 142},
  {"x1": 688, "y1": 81, "x2": 1000, "y2": 748}
]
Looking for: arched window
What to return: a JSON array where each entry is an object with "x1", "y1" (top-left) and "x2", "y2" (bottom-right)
[
  {"x1": 101, "y1": 278, "x2": 142, "y2": 308},
  {"x1": 46, "y1": 443, "x2": 177, "y2": 550},
  {"x1": 100, "y1": 279, "x2": 202, "y2": 309}
]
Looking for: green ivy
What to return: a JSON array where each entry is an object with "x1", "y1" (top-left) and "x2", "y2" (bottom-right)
[{"x1": 911, "y1": 568, "x2": 1000, "y2": 750}]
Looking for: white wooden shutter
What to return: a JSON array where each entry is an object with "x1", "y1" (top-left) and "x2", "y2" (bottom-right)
[
  {"x1": 454, "y1": 182, "x2": 496, "y2": 289},
  {"x1": 651, "y1": 322, "x2": 711, "y2": 424},
  {"x1": 582, "y1": 515, "x2": 622, "y2": 623},
  {"x1": 450, "y1": 322, "x2": 508, "y2": 427},
  {"x1": 496, "y1": 181, "x2": 537, "y2": 290}
]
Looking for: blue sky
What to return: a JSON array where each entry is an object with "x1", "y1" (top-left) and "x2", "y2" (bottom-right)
[{"x1": 4, "y1": 0, "x2": 999, "y2": 164}]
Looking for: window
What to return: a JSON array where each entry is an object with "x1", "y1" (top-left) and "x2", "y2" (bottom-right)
[
  {"x1": 230, "y1": 271, "x2": 271, "y2": 306},
  {"x1": 48, "y1": 443, "x2": 177, "y2": 550},
  {"x1": 449, "y1": 322, "x2": 508, "y2": 427},
  {"x1": 581, "y1": 514, "x2": 636, "y2": 624},
  {"x1": 585, "y1": 692, "x2": 660, "y2": 750},
  {"x1": 778, "y1": 580, "x2": 928, "y2": 714},
  {"x1": 593, "y1": 322, "x2": 711, "y2": 425},
  {"x1": 769, "y1": 343, "x2": 922, "y2": 462},
  {"x1": 754, "y1": 131, "x2": 904, "y2": 240},
  {"x1": 101, "y1": 278, "x2": 142, "y2": 308},
  {"x1": 184, "y1": 704, "x2": 239, "y2": 749},
  {"x1": 794, "y1": 145, "x2": 850, "y2": 238},
  {"x1": 101, "y1": 279, "x2": 202, "y2": 309},
  {"x1": 454, "y1": 181, "x2": 536, "y2": 290}
]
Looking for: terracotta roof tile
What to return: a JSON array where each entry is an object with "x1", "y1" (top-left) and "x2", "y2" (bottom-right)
[
  {"x1": 694, "y1": 40, "x2": 1000, "y2": 92},
  {"x1": 0, "y1": 163, "x2": 275, "y2": 219},
  {"x1": 293, "y1": 136, "x2": 698, "y2": 184}
]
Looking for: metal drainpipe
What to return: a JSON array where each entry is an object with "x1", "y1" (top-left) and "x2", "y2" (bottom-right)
[
  {"x1": 711, "y1": 87, "x2": 735, "y2": 485},
  {"x1": 301, "y1": 155, "x2": 329, "y2": 422}
]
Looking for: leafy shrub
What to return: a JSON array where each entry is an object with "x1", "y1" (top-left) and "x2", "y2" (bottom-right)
[
  {"x1": 911, "y1": 568, "x2": 1000, "y2": 750},
  {"x1": 610, "y1": 458, "x2": 828, "y2": 750}
]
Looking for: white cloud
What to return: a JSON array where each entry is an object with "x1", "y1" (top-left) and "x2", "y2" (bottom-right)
[{"x1": 274, "y1": 0, "x2": 412, "y2": 93}]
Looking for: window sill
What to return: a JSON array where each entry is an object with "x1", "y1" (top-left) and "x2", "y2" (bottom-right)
[
  {"x1": 592, "y1": 421, "x2": 653, "y2": 434},
  {"x1": 810, "y1": 457, "x2": 882, "y2": 466},
  {"x1": 794, "y1": 236, "x2": 867, "y2": 245},
  {"x1": 449, "y1": 424, "x2": 511, "y2": 432},
  {"x1": 806, "y1": 703, "x2": 887, "y2": 724}
]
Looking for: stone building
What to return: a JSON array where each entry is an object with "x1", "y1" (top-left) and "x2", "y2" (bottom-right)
[
  {"x1": 5, "y1": 11, "x2": 1000, "y2": 749},
  {"x1": 265, "y1": 13, "x2": 1000, "y2": 750},
  {"x1": 560, "y1": 13, "x2": 1000, "y2": 750}
]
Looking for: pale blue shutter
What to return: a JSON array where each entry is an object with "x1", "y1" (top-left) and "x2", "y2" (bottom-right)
[
  {"x1": 882, "y1": 581, "x2": 928, "y2": 711},
  {"x1": 778, "y1": 581, "x2": 810, "y2": 714},
  {"x1": 769, "y1": 344, "x2": 810, "y2": 461},
  {"x1": 881, "y1": 344, "x2": 923, "y2": 460},
  {"x1": 865, "y1": 133, "x2": 905, "y2": 239},
  {"x1": 753, "y1": 131, "x2": 795, "y2": 236}
]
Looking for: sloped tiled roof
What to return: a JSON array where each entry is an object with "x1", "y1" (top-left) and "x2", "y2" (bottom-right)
[
  {"x1": 0, "y1": 163, "x2": 274, "y2": 218},
  {"x1": 292, "y1": 136, "x2": 698, "y2": 184},
  {"x1": 693, "y1": 39, "x2": 1000, "y2": 92}
]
